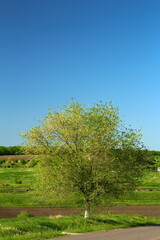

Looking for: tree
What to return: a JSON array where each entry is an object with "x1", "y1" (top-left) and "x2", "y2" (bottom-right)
[
  {"x1": 23, "y1": 101, "x2": 147, "y2": 218},
  {"x1": 0, "y1": 146, "x2": 23, "y2": 155}
]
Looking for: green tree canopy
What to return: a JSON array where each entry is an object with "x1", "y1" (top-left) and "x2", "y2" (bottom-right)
[
  {"x1": 23, "y1": 101, "x2": 147, "y2": 217},
  {"x1": 0, "y1": 146, "x2": 23, "y2": 155}
]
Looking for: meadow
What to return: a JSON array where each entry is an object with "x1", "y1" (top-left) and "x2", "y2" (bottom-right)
[
  {"x1": 1, "y1": 165, "x2": 160, "y2": 206},
  {"x1": 1, "y1": 155, "x2": 160, "y2": 240}
]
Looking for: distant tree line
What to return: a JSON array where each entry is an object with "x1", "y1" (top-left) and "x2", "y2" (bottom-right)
[
  {"x1": 0, "y1": 145, "x2": 160, "y2": 158},
  {"x1": 149, "y1": 150, "x2": 160, "y2": 156},
  {"x1": 0, "y1": 146, "x2": 23, "y2": 155},
  {"x1": 146, "y1": 150, "x2": 160, "y2": 170}
]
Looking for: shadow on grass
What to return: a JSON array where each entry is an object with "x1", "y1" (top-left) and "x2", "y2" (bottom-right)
[{"x1": 39, "y1": 221, "x2": 62, "y2": 230}]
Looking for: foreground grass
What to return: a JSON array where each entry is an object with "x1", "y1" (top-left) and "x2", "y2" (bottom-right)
[{"x1": 1, "y1": 214, "x2": 160, "y2": 240}]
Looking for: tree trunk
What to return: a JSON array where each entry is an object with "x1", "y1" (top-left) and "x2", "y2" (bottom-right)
[
  {"x1": 84, "y1": 209, "x2": 89, "y2": 218},
  {"x1": 84, "y1": 199, "x2": 90, "y2": 218}
]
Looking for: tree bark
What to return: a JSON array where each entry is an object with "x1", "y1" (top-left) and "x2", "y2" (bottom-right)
[
  {"x1": 84, "y1": 199, "x2": 90, "y2": 218},
  {"x1": 84, "y1": 209, "x2": 89, "y2": 218}
]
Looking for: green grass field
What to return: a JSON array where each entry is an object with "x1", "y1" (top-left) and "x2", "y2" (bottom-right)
[
  {"x1": 1, "y1": 214, "x2": 160, "y2": 240},
  {"x1": 0, "y1": 168, "x2": 34, "y2": 190},
  {"x1": 1, "y1": 166, "x2": 160, "y2": 240},
  {"x1": 1, "y1": 168, "x2": 160, "y2": 207},
  {"x1": 119, "y1": 171, "x2": 160, "y2": 206}
]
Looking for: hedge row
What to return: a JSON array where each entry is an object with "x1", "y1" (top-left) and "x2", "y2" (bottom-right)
[{"x1": 0, "y1": 146, "x2": 23, "y2": 155}]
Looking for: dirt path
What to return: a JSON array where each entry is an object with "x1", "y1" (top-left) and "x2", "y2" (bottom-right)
[{"x1": 1, "y1": 206, "x2": 160, "y2": 218}]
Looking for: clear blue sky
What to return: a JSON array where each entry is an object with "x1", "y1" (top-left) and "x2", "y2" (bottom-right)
[{"x1": 0, "y1": 0, "x2": 160, "y2": 150}]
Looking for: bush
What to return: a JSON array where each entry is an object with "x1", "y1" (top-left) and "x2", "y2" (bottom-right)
[
  {"x1": 15, "y1": 179, "x2": 22, "y2": 184},
  {"x1": 17, "y1": 210, "x2": 34, "y2": 218}
]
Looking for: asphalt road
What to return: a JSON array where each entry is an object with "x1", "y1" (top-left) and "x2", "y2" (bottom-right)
[{"x1": 51, "y1": 226, "x2": 160, "y2": 240}]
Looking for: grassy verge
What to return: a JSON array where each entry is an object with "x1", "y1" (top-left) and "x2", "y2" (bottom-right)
[{"x1": 1, "y1": 214, "x2": 160, "y2": 240}]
